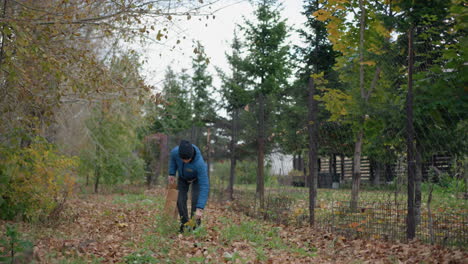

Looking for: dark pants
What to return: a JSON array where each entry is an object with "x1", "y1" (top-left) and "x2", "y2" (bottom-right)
[{"x1": 177, "y1": 177, "x2": 199, "y2": 225}]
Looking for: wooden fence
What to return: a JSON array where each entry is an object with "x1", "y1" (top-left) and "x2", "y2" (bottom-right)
[{"x1": 280, "y1": 154, "x2": 453, "y2": 188}]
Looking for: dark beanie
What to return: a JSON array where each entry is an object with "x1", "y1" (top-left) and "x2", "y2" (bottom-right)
[{"x1": 179, "y1": 140, "x2": 194, "y2": 160}]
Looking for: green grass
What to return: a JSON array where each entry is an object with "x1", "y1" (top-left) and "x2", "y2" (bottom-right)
[
  {"x1": 190, "y1": 224, "x2": 209, "y2": 239},
  {"x1": 112, "y1": 193, "x2": 161, "y2": 205},
  {"x1": 44, "y1": 252, "x2": 104, "y2": 264},
  {"x1": 123, "y1": 249, "x2": 158, "y2": 264},
  {"x1": 228, "y1": 182, "x2": 466, "y2": 212},
  {"x1": 221, "y1": 182, "x2": 466, "y2": 248},
  {"x1": 218, "y1": 216, "x2": 316, "y2": 258},
  {"x1": 127, "y1": 212, "x2": 180, "y2": 263}
]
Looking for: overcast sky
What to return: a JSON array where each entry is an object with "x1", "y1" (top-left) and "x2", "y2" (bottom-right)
[{"x1": 139, "y1": 0, "x2": 307, "y2": 92}]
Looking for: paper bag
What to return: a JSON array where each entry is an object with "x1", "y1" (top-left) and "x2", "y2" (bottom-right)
[{"x1": 163, "y1": 182, "x2": 179, "y2": 219}]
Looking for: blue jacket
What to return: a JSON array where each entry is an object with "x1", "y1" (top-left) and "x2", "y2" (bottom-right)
[{"x1": 169, "y1": 144, "x2": 209, "y2": 209}]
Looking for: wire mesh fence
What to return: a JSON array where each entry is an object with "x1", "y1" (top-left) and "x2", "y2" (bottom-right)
[
  {"x1": 209, "y1": 178, "x2": 467, "y2": 249},
  {"x1": 159, "y1": 131, "x2": 467, "y2": 250},
  {"x1": 153, "y1": 1, "x2": 467, "y2": 250}
]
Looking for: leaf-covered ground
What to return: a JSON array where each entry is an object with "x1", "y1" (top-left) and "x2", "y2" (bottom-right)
[{"x1": 1, "y1": 187, "x2": 466, "y2": 263}]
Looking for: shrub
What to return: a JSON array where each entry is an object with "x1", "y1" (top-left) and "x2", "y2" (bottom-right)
[
  {"x1": 434, "y1": 172, "x2": 466, "y2": 195},
  {"x1": 211, "y1": 160, "x2": 272, "y2": 185},
  {"x1": 236, "y1": 160, "x2": 271, "y2": 185},
  {"x1": 0, "y1": 138, "x2": 77, "y2": 221},
  {"x1": 211, "y1": 161, "x2": 230, "y2": 184},
  {"x1": 78, "y1": 107, "x2": 146, "y2": 190},
  {"x1": 0, "y1": 224, "x2": 33, "y2": 263}
]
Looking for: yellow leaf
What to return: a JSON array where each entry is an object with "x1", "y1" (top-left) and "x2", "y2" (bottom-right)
[
  {"x1": 117, "y1": 223, "x2": 128, "y2": 228},
  {"x1": 156, "y1": 30, "x2": 163, "y2": 41},
  {"x1": 361, "y1": 61, "x2": 376, "y2": 66},
  {"x1": 312, "y1": 10, "x2": 333, "y2": 22},
  {"x1": 375, "y1": 22, "x2": 390, "y2": 38},
  {"x1": 184, "y1": 218, "x2": 197, "y2": 229}
]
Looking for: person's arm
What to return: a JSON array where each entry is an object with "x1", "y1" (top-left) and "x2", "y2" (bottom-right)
[
  {"x1": 168, "y1": 149, "x2": 177, "y2": 184},
  {"x1": 195, "y1": 161, "x2": 209, "y2": 210}
]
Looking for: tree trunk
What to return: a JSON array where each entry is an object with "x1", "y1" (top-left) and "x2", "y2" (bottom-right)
[
  {"x1": 292, "y1": 154, "x2": 297, "y2": 170},
  {"x1": 206, "y1": 127, "x2": 211, "y2": 180},
  {"x1": 94, "y1": 106, "x2": 104, "y2": 193},
  {"x1": 146, "y1": 140, "x2": 155, "y2": 188},
  {"x1": 350, "y1": 0, "x2": 366, "y2": 212},
  {"x1": 302, "y1": 156, "x2": 307, "y2": 182},
  {"x1": 299, "y1": 153, "x2": 304, "y2": 171},
  {"x1": 464, "y1": 158, "x2": 468, "y2": 199},
  {"x1": 415, "y1": 146, "x2": 422, "y2": 225},
  {"x1": 153, "y1": 160, "x2": 160, "y2": 187},
  {"x1": 146, "y1": 164, "x2": 152, "y2": 188},
  {"x1": 317, "y1": 158, "x2": 322, "y2": 188},
  {"x1": 332, "y1": 154, "x2": 337, "y2": 182},
  {"x1": 256, "y1": 93, "x2": 265, "y2": 210},
  {"x1": 406, "y1": 25, "x2": 416, "y2": 240},
  {"x1": 385, "y1": 163, "x2": 393, "y2": 182},
  {"x1": 341, "y1": 154, "x2": 345, "y2": 182},
  {"x1": 94, "y1": 145, "x2": 101, "y2": 193},
  {"x1": 160, "y1": 134, "x2": 168, "y2": 185},
  {"x1": 350, "y1": 131, "x2": 363, "y2": 211},
  {"x1": 94, "y1": 170, "x2": 101, "y2": 193},
  {"x1": 228, "y1": 108, "x2": 238, "y2": 201},
  {"x1": 307, "y1": 77, "x2": 318, "y2": 226},
  {"x1": 190, "y1": 125, "x2": 200, "y2": 146},
  {"x1": 373, "y1": 161, "x2": 381, "y2": 186}
]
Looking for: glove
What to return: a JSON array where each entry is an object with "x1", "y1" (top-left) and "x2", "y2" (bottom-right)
[
  {"x1": 195, "y1": 208, "x2": 203, "y2": 219},
  {"x1": 168, "y1": 175, "x2": 176, "y2": 185}
]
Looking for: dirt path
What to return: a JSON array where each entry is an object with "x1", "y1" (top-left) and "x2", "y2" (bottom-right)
[{"x1": 2, "y1": 188, "x2": 465, "y2": 263}]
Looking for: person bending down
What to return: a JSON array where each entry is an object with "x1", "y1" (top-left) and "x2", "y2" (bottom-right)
[{"x1": 168, "y1": 140, "x2": 209, "y2": 232}]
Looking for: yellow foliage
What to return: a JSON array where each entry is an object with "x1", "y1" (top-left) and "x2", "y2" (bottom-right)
[
  {"x1": 312, "y1": 10, "x2": 333, "y2": 22},
  {"x1": 310, "y1": 72, "x2": 328, "y2": 86},
  {"x1": 360, "y1": 61, "x2": 376, "y2": 66},
  {"x1": 0, "y1": 138, "x2": 77, "y2": 221},
  {"x1": 324, "y1": 0, "x2": 349, "y2": 6},
  {"x1": 369, "y1": 43, "x2": 385, "y2": 55},
  {"x1": 315, "y1": 88, "x2": 352, "y2": 121},
  {"x1": 374, "y1": 21, "x2": 391, "y2": 38},
  {"x1": 184, "y1": 217, "x2": 197, "y2": 229},
  {"x1": 293, "y1": 208, "x2": 305, "y2": 218}
]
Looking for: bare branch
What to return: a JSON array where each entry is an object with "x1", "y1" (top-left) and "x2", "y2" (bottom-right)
[{"x1": 365, "y1": 66, "x2": 382, "y2": 102}]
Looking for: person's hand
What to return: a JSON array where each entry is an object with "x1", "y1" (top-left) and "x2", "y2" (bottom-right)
[
  {"x1": 168, "y1": 175, "x2": 176, "y2": 185},
  {"x1": 195, "y1": 208, "x2": 203, "y2": 219}
]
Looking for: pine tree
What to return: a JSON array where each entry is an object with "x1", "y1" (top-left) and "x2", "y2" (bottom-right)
[
  {"x1": 284, "y1": 0, "x2": 345, "y2": 187},
  {"x1": 149, "y1": 66, "x2": 192, "y2": 136},
  {"x1": 240, "y1": 0, "x2": 291, "y2": 209},
  {"x1": 218, "y1": 31, "x2": 250, "y2": 200},
  {"x1": 190, "y1": 41, "x2": 215, "y2": 147}
]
